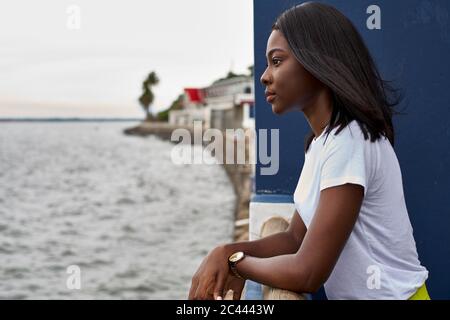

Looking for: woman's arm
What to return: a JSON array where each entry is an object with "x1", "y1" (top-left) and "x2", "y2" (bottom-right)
[
  {"x1": 188, "y1": 210, "x2": 306, "y2": 300},
  {"x1": 222, "y1": 210, "x2": 307, "y2": 258},
  {"x1": 233, "y1": 183, "x2": 364, "y2": 294}
]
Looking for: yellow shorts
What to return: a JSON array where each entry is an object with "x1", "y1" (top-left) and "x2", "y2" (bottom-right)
[{"x1": 408, "y1": 282, "x2": 431, "y2": 300}]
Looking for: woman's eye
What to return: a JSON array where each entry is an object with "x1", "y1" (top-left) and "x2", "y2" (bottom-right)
[{"x1": 265, "y1": 59, "x2": 281, "y2": 68}]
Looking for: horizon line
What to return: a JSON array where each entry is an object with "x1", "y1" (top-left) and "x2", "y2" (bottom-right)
[{"x1": 0, "y1": 117, "x2": 144, "y2": 122}]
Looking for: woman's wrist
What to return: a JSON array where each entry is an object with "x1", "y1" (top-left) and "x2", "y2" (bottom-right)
[{"x1": 221, "y1": 242, "x2": 242, "y2": 258}]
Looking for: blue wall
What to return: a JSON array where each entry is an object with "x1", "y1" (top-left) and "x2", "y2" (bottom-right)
[{"x1": 254, "y1": 0, "x2": 450, "y2": 299}]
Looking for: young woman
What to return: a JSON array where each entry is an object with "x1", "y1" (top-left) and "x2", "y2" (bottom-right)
[{"x1": 188, "y1": 2, "x2": 430, "y2": 300}]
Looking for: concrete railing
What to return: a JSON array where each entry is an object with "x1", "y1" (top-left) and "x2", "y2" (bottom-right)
[
  {"x1": 223, "y1": 216, "x2": 307, "y2": 300},
  {"x1": 260, "y1": 216, "x2": 307, "y2": 300}
]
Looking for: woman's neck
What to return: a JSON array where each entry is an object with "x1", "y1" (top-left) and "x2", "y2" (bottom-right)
[{"x1": 302, "y1": 90, "x2": 333, "y2": 138}]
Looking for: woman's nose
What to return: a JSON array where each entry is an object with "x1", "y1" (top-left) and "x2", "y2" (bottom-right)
[{"x1": 260, "y1": 69, "x2": 270, "y2": 86}]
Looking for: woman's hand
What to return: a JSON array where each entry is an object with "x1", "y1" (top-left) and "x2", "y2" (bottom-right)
[
  {"x1": 222, "y1": 274, "x2": 246, "y2": 300},
  {"x1": 188, "y1": 245, "x2": 231, "y2": 300}
]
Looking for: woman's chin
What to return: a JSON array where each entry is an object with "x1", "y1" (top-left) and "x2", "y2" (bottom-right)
[{"x1": 272, "y1": 104, "x2": 285, "y2": 115}]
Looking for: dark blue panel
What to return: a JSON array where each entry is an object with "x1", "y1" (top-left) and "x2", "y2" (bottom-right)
[
  {"x1": 254, "y1": 0, "x2": 450, "y2": 299},
  {"x1": 249, "y1": 103, "x2": 255, "y2": 118}
]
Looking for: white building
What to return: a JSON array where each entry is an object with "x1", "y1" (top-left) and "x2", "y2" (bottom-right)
[{"x1": 169, "y1": 75, "x2": 255, "y2": 130}]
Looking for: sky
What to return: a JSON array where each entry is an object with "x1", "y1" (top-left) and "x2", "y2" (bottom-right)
[{"x1": 0, "y1": 0, "x2": 254, "y2": 118}]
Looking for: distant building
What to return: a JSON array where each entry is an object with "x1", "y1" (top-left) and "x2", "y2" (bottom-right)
[
  {"x1": 168, "y1": 88, "x2": 208, "y2": 126},
  {"x1": 168, "y1": 75, "x2": 255, "y2": 130},
  {"x1": 204, "y1": 75, "x2": 255, "y2": 130}
]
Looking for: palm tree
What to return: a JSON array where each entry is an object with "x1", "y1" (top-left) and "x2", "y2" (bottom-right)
[{"x1": 139, "y1": 71, "x2": 160, "y2": 121}]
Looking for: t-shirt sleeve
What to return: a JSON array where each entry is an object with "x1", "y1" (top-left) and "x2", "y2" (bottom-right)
[{"x1": 319, "y1": 135, "x2": 367, "y2": 196}]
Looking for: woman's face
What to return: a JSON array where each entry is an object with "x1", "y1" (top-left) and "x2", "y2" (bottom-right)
[{"x1": 260, "y1": 30, "x2": 325, "y2": 115}]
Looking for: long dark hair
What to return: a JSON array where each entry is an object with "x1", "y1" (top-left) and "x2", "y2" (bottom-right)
[{"x1": 272, "y1": 2, "x2": 405, "y2": 153}]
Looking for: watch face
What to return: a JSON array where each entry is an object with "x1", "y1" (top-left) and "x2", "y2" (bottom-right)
[{"x1": 230, "y1": 251, "x2": 244, "y2": 263}]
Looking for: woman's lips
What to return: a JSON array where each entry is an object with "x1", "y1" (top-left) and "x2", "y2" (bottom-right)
[{"x1": 266, "y1": 94, "x2": 277, "y2": 103}]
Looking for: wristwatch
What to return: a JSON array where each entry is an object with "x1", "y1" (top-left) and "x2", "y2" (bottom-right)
[{"x1": 228, "y1": 251, "x2": 246, "y2": 279}]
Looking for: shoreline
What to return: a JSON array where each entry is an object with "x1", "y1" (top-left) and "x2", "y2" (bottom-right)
[{"x1": 123, "y1": 121, "x2": 250, "y2": 242}]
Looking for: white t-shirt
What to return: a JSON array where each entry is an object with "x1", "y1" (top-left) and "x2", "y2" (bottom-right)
[{"x1": 293, "y1": 119, "x2": 429, "y2": 299}]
